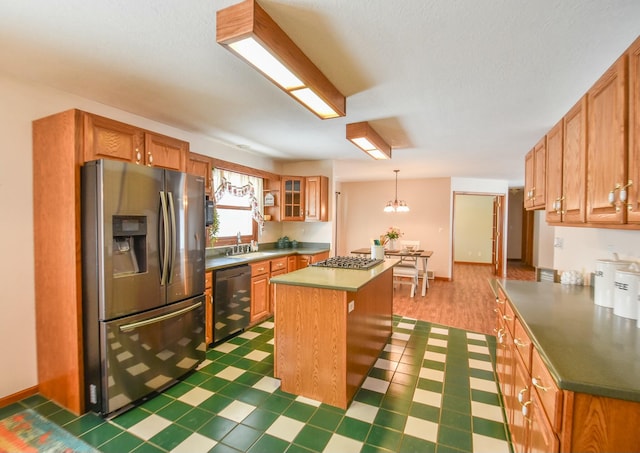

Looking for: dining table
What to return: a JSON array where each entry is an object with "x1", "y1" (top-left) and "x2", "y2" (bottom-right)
[{"x1": 350, "y1": 247, "x2": 433, "y2": 297}]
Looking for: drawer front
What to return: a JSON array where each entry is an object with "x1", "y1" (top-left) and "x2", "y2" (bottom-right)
[
  {"x1": 513, "y1": 317, "x2": 532, "y2": 373},
  {"x1": 250, "y1": 260, "x2": 270, "y2": 277},
  {"x1": 531, "y1": 347, "x2": 563, "y2": 432},
  {"x1": 270, "y1": 257, "x2": 288, "y2": 273},
  {"x1": 205, "y1": 271, "x2": 213, "y2": 289}
]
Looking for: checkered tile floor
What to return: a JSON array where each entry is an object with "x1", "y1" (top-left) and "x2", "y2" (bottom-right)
[{"x1": 0, "y1": 316, "x2": 512, "y2": 452}]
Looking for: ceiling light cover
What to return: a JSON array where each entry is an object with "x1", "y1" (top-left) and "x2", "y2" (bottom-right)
[
  {"x1": 346, "y1": 122, "x2": 392, "y2": 160},
  {"x1": 385, "y1": 169, "x2": 410, "y2": 212},
  {"x1": 217, "y1": 0, "x2": 346, "y2": 119}
]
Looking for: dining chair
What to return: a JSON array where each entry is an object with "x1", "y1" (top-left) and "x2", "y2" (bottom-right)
[{"x1": 393, "y1": 240, "x2": 420, "y2": 297}]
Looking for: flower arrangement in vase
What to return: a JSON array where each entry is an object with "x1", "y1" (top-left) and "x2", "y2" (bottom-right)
[{"x1": 380, "y1": 226, "x2": 402, "y2": 250}]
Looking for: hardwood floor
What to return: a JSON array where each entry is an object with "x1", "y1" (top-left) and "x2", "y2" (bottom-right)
[{"x1": 393, "y1": 260, "x2": 535, "y2": 336}]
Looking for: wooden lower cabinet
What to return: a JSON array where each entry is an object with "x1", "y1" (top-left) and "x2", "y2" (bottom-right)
[
  {"x1": 205, "y1": 271, "x2": 213, "y2": 345},
  {"x1": 529, "y1": 388, "x2": 560, "y2": 453},
  {"x1": 250, "y1": 261, "x2": 270, "y2": 324},
  {"x1": 287, "y1": 255, "x2": 298, "y2": 272},
  {"x1": 494, "y1": 287, "x2": 640, "y2": 452},
  {"x1": 512, "y1": 355, "x2": 530, "y2": 453},
  {"x1": 299, "y1": 251, "x2": 330, "y2": 268}
]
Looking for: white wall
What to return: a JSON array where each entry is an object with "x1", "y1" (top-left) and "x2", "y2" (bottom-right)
[
  {"x1": 552, "y1": 226, "x2": 640, "y2": 282},
  {"x1": 454, "y1": 195, "x2": 494, "y2": 263},
  {"x1": 0, "y1": 74, "x2": 281, "y2": 401}
]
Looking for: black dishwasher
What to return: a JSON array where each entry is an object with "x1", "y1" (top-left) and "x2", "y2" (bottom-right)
[{"x1": 213, "y1": 264, "x2": 252, "y2": 343}]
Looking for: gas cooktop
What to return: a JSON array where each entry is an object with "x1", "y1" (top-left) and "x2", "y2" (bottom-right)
[{"x1": 312, "y1": 256, "x2": 383, "y2": 270}]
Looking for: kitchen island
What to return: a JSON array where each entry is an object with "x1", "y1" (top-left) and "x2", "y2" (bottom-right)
[{"x1": 270, "y1": 259, "x2": 396, "y2": 409}]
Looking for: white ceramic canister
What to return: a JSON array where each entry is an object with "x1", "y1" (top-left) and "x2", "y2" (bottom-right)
[
  {"x1": 371, "y1": 245, "x2": 385, "y2": 260},
  {"x1": 613, "y1": 265, "x2": 640, "y2": 320},
  {"x1": 594, "y1": 258, "x2": 632, "y2": 307}
]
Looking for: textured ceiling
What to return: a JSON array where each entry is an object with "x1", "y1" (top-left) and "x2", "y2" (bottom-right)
[{"x1": 1, "y1": 0, "x2": 639, "y2": 184}]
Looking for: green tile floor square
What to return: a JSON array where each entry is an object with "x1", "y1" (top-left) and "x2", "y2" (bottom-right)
[
  {"x1": 293, "y1": 424, "x2": 333, "y2": 451},
  {"x1": 5, "y1": 317, "x2": 512, "y2": 453}
]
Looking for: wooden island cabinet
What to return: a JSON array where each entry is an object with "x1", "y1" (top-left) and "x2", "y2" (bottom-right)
[{"x1": 271, "y1": 261, "x2": 395, "y2": 409}]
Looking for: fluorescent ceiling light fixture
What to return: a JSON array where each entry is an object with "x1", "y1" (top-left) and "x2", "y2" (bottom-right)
[
  {"x1": 229, "y1": 37, "x2": 303, "y2": 89},
  {"x1": 217, "y1": 0, "x2": 346, "y2": 119},
  {"x1": 384, "y1": 170, "x2": 410, "y2": 213},
  {"x1": 346, "y1": 122, "x2": 392, "y2": 160}
]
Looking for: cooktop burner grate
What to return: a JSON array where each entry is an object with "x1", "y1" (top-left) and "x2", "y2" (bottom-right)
[{"x1": 312, "y1": 256, "x2": 383, "y2": 270}]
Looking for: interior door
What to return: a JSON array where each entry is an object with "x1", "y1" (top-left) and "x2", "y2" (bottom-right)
[{"x1": 493, "y1": 195, "x2": 505, "y2": 277}]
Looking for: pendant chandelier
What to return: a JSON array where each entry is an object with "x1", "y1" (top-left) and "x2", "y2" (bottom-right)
[{"x1": 384, "y1": 170, "x2": 410, "y2": 212}]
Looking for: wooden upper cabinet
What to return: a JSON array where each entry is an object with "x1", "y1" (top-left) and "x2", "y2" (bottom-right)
[
  {"x1": 627, "y1": 36, "x2": 640, "y2": 224},
  {"x1": 524, "y1": 149, "x2": 535, "y2": 210},
  {"x1": 187, "y1": 152, "x2": 213, "y2": 196},
  {"x1": 524, "y1": 138, "x2": 546, "y2": 210},
  {"x1": 83, "y1": 112, "x2": 188, "y2": 171},
  {"x1": 532, "y1": 137, "x2": 547, "y2": 210},
  {"x1": 145, "y1": 132, "x2": 188, "y2": 172},
  {"x1": 562, "y1": 97, "x2": 588, "y2": 224},
  {"x1": 305, "y1": 175, "x2": 328, "y2": 222},
  {"x1": 83, "y1": 113, "x2": 144, "y2": 164},
  {"x1": 281, "y1": 176, "x2": 305, "y2": 221},
  {"x1": 586, "y1": 53, "x2": 628, "y2": 224},
  {"x1": 545, "y1": 119, "x2": 564, "y2": 223}
]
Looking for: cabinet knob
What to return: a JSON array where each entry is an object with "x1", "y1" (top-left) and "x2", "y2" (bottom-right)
[
  {"x1": 147, "y1": 151, "x2": 153, "y2": 166},
  {"x1": 517, "y1": 387, "x2": 528, "y2": 404},
  {"x1": 514, "y1": 338, "x2": 526, "y2": 347}
]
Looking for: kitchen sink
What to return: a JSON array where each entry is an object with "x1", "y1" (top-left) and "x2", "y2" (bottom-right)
[{"x1": 231, "y1": 251, "x2": 280, "y2": 259}]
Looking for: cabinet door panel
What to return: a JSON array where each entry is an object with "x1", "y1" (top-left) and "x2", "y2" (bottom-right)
[
  {"x1": 83, "y1": 113, "x2": 143, "y2": 163},
  {"x1": 250, "y1": 275, "x2": 269, "y2": 322},
  {"x1": 586, "y1": 55, "x2": 627, "y2": 224},
  {"x1": 511, "y1": 355, "x2": 530, "y2": 453},
  {"x1": 305, "y1": 176, "x2": 328, "y2": 221},
  {"x1": 628, "y1": 37, "x2": 640, "y2": 223},
  {"x1": 529, "y1": 390, "x2": 560, "y2": 453},
  {"x1": 533, "y1": 137, "x2": 547, "y2": 209},
  {"x1": 563, "y1": 97, "x2": 588, "y2": 223},
  {"x1": 545, "y1": 120, "x2": 564, "y2": 223},
  {"x1": 188, "y1": 152, "x2": 213, "y2": 196},
  {"x1": 281, "y1": 177, "x2": 305, "y2": 221},
  {"x1": 145, "y1": 133, "x2": 188, "y2": 171},
  {"x1": 524, "y1": 150, "x2": 535, "y2": 209}
]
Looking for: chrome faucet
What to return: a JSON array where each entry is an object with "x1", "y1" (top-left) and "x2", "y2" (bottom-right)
[{"x1": 237, "y1": 231, "x2": 242, "y2": 245}]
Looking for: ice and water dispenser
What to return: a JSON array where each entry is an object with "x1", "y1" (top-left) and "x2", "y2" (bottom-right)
[{"x1": 112, "y1": 215, "x2": 147, "y2": 277}]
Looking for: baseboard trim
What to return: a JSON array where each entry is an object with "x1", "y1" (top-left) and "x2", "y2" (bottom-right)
[
  {"x1": 0, "y1": 385, "x2": 39, "y2": 409},
  {"x1": 454, "y1": 261, "x2": 492, "y2": 266}
]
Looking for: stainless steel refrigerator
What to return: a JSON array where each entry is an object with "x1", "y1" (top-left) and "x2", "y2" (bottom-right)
[{"x1": 81, "y1": 159, "x2": 206, "y2": 416}]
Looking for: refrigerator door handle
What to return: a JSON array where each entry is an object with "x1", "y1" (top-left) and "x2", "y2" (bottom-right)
[
  {"x1": 167, "y1": 191, "x2": 177, "y2": 284},
  {"x1": 118, "y1": 301, "x2": 202, "y2": 333},
  {"x1": 159, "y1": 191, "x2": 170, "y2": 286}
]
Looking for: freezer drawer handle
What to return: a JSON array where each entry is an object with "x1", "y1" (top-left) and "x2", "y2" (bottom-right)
[{"x1": 119, "y1": 302, "x2": 202, "y2": 333}]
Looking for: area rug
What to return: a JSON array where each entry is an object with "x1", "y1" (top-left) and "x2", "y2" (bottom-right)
[{"x1": 0, "y1": 409, "x2": 98, "y2": 453}]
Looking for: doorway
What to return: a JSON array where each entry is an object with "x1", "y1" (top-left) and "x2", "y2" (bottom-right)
[{"x1": 452, "y1": 192, "x2": 506, "y2": 279}]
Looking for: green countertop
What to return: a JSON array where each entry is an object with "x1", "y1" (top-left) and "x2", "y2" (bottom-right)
[
  {"x1": 494, "y1": 279, "x2": 640, "y2": 403},
  {"x1": 205, "y1": 247, "x2": 330, "y2": 271},
  {"x1": 270, "y1": 259, "x2": 398, "y2": 292}
]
